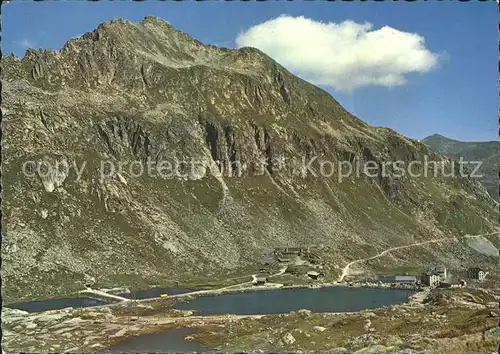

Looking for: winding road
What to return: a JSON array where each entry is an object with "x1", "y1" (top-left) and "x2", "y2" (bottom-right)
[
  {"x1": 167, "y1": 266, "x2": 289, "y2": 299},
  {"x1": 337, "y1": 231, "x2": 500, "y2": 282},
  {"x1": 218, "y1": 266, "x2": 288, "y2": 290}
]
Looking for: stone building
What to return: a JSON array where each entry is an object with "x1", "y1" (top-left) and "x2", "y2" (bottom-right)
[
  {"x1": 434, "y1": 266, "x2": 447, "y2": 281},
  {"x1": 394, "y1": 275, "x2": 418, "y2": 286},
  {"x1": 422, "y1": 272, "x2": 441, "y2": 287},
  {"x1": 467, "y1": 267, "x2": 487, "y2": 281},
  {"x1": 254, "y1": 276, "x2": 267, "y2": 285}
]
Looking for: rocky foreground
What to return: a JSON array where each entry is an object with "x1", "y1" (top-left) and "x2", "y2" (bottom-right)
[{"x1": 3, "y1": 287, "x2": 499, "y2": 353}]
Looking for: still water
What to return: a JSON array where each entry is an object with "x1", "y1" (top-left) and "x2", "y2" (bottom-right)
[
  {"x1": 5, "y1": 297, "x2": 106, "y2": 313},
  {"x1": 7, "y1": 286, "x2": 413, "y2": 352},
  {"x1": 173, "y1": 286, "x2": 413, "y2": 315},
  {"x1": 107, "y1": 286, "x2": 413, "y2": 352},
  {"x1": 5, "y1": 288, "x2": 192, "y2": 313},
  {"x1": 106, "y1": 328, "x2": 210, "y2": 353}
]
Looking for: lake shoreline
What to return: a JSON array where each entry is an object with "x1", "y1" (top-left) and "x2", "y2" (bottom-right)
[
  {"x1": 7, "y1": 283, "x2": 498, "y2": 353},
  {"x1": 104, "y1": 285, "x2": 428, "y2": 352},
  {"x1": 4, "y1": 279, "x2": 421, "y2": 315},
  {"x1": 2, "y1": 281, "x2": 422, "y2": 351}
]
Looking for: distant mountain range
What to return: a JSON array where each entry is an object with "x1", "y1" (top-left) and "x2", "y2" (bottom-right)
[{"x1": 422, "y1": 134, "x2": 498, "y2": 199}]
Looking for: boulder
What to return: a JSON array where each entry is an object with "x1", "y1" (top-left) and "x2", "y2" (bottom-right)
[
  {"x1": 25, "y1": 322, "x2": 38, "y2": 329},
  {"x1": 362, "y1": 312, "x2": 377, "y2": 318},
  {"x1": 282, "y1": 332, "x2": 296, "y2": 345},
  {"x1": 3, "y1": 308, "x2": 29, "y2": 317},
  {"x1": 313, "y1": 326, "x2": 327, "y2": 332},
  {"x1": 297, "y1": 309, "x2": 312, "y2": 316}
]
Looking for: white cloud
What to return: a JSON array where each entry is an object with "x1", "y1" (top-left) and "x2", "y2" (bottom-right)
[
  {"x1": 17, "y1": 39, "x2": 35, "y2": 49},
  {"x1": 235, "y1": 16, "x2": 440, "y2": 92}
]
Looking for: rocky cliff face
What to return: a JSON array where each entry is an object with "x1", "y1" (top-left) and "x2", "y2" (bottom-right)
[{"x1": 2, "y1": 17, "x2": 499, "y2": 302}]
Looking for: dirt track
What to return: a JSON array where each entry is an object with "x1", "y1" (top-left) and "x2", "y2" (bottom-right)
[{"x1": 338, "y1": 232, "x2": 500, "y2": 282}]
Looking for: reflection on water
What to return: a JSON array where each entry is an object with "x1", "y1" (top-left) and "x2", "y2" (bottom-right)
[{"x1": 106, "y1": 328, "x2": 211, "y2": 353}]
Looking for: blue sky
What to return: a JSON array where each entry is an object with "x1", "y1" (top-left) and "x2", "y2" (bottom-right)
[{"x1": 3, "y1": 1, "x2": 497, "y2": 142}]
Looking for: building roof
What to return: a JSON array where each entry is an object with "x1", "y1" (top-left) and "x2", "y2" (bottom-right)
[
  {"x1": 468, "y1": 267, "x2": 485, "y2": 272},
  {"x1": 435, "y1": 266, "x2": 446, "y2": 273},
  {"x1": 425, "y1": 266, "x2": 446, "y2": 275},
  {"x1": 395, "y1": 276, "x2": 417, "y2": 282}
]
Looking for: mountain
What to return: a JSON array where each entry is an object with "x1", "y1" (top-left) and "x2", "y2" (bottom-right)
[
  {"x1": 2, "y1": 17, "x2": 499, "y2": 303},
  {"x1": 422, "y1": 134, "x2": 498, "y2": 199}
]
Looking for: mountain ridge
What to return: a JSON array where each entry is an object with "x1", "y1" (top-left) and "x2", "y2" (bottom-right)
[
  {"x1": 422, "y1": 134, "x2": 498, "y2": 199},
  {"x1": 424, "y1": 133, "x2": 497, "y2": 145}
]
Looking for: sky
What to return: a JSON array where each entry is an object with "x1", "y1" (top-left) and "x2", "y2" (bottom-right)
[{"x1": 3, "y1": 1, "x2": 497, "y2": 142}]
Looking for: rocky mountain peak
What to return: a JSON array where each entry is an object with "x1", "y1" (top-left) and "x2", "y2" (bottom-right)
[
  {"x1": 5, "y1": 16, "x2": 283, "y2": 94},
  {"x1": 425, "y1": 133, "x2": 446, "y2": 139}
]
